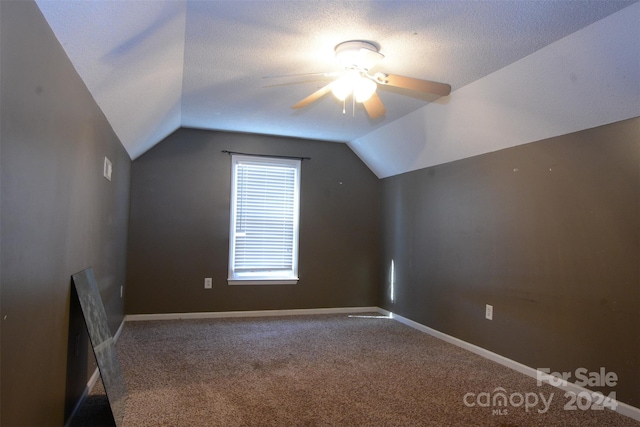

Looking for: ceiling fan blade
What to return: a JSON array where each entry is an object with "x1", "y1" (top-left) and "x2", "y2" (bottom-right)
[
  {"x1": 263, "y1": 71, "x2": 341, "y2": 79},
  {"x1": 382, "y1": 74, "x2": 451, "y2": 97},
  {"x1": 363, "y1": 92, "x2": 386, "y2": 119},
  {"x1": 291, "y1": 83, "x2": 333, "y2": 109}
]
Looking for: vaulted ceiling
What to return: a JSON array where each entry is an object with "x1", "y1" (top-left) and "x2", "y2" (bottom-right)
[{"x1": 36, "y1": 1, "x2": 639, "y2": 177}]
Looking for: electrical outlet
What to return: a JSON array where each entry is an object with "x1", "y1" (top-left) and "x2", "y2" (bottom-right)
[
  {"x1": 204, "y1": 278, "x2": 212, "y2": 289},
  {"x1": 485, "y1": 304, "x2": 493, "y2": 320}
]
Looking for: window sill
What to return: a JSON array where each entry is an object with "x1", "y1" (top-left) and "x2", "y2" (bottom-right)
[{"x1": 228, "y1": 279, "x2": 299, "y2": 286}]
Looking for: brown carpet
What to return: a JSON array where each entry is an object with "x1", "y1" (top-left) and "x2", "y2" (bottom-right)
[{"x1": 71, "y1": 313, "x2": 639, "y2": 426}]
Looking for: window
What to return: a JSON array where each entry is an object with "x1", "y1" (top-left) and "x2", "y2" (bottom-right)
[{"x1": 228, "y1": 155, "x2": 301, "y2": 284}]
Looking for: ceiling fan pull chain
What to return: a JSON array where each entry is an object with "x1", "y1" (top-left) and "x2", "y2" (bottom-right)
[{"x1": 352, "y1": 92, "x2": 355, "y2": 117}]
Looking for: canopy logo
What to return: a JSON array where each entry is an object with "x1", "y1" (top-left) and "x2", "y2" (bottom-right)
[{"x1": 463, "y1": 388, "x2": 553, "y2": 415}]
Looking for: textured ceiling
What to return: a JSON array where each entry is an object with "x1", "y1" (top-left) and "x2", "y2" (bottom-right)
[{"x1": 37, "y1": 1, "x2": 638, "y2": 167}]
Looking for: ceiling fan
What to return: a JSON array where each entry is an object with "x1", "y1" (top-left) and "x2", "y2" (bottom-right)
[{"x1": 291, "y1": 40, "x2": 451, "y2": 119}]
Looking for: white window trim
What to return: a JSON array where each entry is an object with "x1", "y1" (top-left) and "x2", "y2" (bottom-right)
[{"x1": 227, "y1": 154, "x2": 301, "y2": 285}]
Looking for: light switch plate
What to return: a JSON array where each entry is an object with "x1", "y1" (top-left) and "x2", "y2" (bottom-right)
[{"x1": 103, "y1": 157, "x2": 113, "y2": 181}]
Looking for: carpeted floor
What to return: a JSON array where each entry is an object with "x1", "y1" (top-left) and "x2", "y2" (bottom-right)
[{"x1": 71, "y1": 313, "x2": 639, "y2": 426}]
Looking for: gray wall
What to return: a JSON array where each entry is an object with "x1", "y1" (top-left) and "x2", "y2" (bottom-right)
[
  {"x1": 126, "y1": 129, "x2": 380, "y2": 314},
  {"x1": 378, "y1": 117, "x2": 640, "y2": 407},
  {"x1": 1, "y1": 2, "x2": 131, "y2": 425}
]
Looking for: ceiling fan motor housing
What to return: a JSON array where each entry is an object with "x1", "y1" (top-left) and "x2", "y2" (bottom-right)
[{"x1": 334, "y1": 40, "x2": 384, "y2": 71}]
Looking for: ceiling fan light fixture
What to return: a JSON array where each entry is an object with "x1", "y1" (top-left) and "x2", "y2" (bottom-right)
[
  {"x1": 330, "y1": 70, "x2": 377, "y2": 103},
  {"x1": 330, "y1": 70, "x2": 359, "y2": 101},
  {"x1": 354, "y1": 77, "x2": 377, "y2": 102}
]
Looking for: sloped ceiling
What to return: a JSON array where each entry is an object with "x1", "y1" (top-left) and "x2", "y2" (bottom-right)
[
  {"x1": 352, "y1": 2, "x2": 640, "y2": 177},
  {"x1": 36, "y1": 1, "x2": 639, "y2": 177}
]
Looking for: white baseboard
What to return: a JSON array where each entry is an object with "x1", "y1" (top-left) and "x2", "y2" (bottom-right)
[
  {"x1": 125, "y1": 306, "x2": 380, "y2": 322},
  {"x1": 113, "y1": 317, "x2": 126, "y2": 342},
  {"x1": 380, "y1": 308, "x2": 640, "y2": 422},
  {"x1": 615, "y1": 401, "x2": 640, "y2": 423}
]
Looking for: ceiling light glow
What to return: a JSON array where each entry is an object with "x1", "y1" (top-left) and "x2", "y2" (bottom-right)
[
  {"x1": 331, "y1": 70, "x2": 377, "y2": 103},
  {"x1": 331, "y1": 70, "x2": 359, "y2": 101},
  {"x1": 354, "y1": 77, "x2": 376, "y2": 102}
]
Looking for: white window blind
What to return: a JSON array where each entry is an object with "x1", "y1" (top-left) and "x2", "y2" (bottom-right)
[{"x1": 228, "y1": 155, "x2": 301, "y2": 284}]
